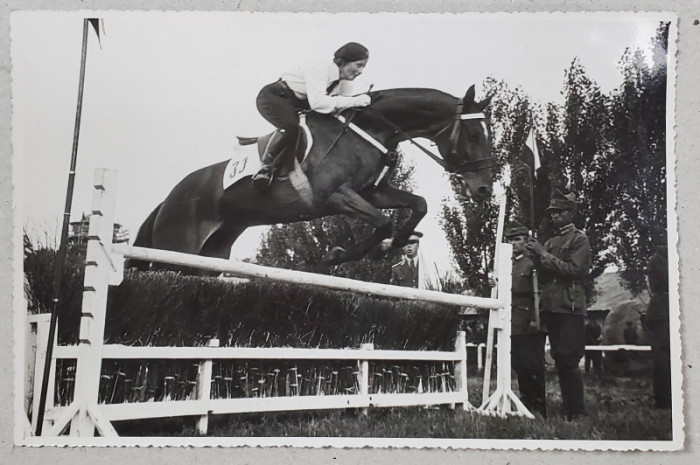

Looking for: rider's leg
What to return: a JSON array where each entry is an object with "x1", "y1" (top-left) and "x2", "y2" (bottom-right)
[{"x1": 253, "y1": 81, "x2": 302, "y2": 187}]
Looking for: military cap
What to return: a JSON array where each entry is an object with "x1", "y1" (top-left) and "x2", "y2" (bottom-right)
[
  {"x1": 504, "y1": 222, "x2": 529, "y2": 238},
  {"x1": 407, "y1": 231, "x2": 423, "y2": 243},
  {"x1": 545, "y1": 187, "x2": 577, "y2": 212}
]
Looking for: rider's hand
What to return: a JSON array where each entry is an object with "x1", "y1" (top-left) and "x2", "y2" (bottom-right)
[{"x1": 352, "y1": 94, "x2": 371, "y2": 107}]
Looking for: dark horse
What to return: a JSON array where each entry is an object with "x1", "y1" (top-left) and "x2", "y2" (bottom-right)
[{"x1": 129, "y1": 85, "x2": 493, "y2": 271}]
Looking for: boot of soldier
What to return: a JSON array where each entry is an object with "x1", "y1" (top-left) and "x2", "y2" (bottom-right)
[
  {"x1": 558, "y1": 367, "x2": 571, "y2": 420},
  {"x1": 251, "y1": 130, "x2": 290, "y2": 190},
  {"x1": 566, "y1": 368, "x2": 586, "y2": 420},
  {"x1": 516, "y1": 373, "x2": 534, "y2": 413},
  {"x1": 531, "y1": 371, "x2": 547, "y2": 418}
]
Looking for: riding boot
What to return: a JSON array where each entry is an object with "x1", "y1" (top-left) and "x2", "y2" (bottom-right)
[
  {"x1": 557, "y1": 366, "x2": 570, "y2": 419},
  {"x1": 531, "y1": 371, "x2": 547, "y2": 418},
  {"x1": 251, "y1": 129, "x2": 292, "y2": 190},
  {"x1": 565, "y1": 367, "x2": 586, "y2": 420}
]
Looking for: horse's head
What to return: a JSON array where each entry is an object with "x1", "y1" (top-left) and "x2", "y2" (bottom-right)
[{"x1": 436, "y1": 85, "x2": 493, "y2": 202}]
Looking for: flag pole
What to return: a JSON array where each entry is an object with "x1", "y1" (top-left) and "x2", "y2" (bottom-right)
[
  {"x1": 35, "y1": 18, "x2": 92, "y2": 436},
  {"x1": 526, "y1": 165, "x2": 542, "y2": 331}
]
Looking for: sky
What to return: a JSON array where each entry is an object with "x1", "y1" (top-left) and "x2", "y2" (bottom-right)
[{"x1": 12, "y1": 11, "x2": 669, "y2": 274}]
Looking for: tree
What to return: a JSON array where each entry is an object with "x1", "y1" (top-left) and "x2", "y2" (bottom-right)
[
  {"x1": 542, "y1": 58, "x2": 617, "y2": 288},
  {"x1": 255, "y1": 156, "x2": 416, "y2": 283},
  {"x1": 606, "y1": 23, "x2": 670, "y2": 294}
]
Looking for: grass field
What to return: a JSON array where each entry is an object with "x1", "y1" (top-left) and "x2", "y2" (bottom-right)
[{"x1": 114, "y1": 369, "x2": 673, "y2": 441}]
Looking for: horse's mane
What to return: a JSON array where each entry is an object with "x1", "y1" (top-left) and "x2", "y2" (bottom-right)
[
  {"x1": 370, "y1": 88, "x2": 457, "y2": 112},
  {"x1": 353, "y1": 88, "x2": 458, "y2": 130}
]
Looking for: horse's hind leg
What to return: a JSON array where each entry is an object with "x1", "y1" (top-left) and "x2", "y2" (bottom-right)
[
  {"x1": 322, "y1": 185, "x2": 393, "y2": 265},
  {"x1": 199, "y1": 226, "x2": 247, "y2": 260}
]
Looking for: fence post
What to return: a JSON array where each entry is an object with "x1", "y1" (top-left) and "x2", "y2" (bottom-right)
[
  {"x1": 453, "y1": 331, "x2": 469, "y2": 410},
  {"x1": 70, "y1": 169, "x2": 118, "y2": 437},
  {"x1": 358, "y1": 342, "x2": 373, "y2": 415},
  {"x1": 196, "y1": 338, "x2": 219, "y2": 435},
  {"x1": 495, "y1": 243, "x2": 514, "y2": 414}
]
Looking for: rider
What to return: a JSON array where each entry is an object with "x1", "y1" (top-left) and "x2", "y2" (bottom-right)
[{"x1": 251, "y1": 42, "x2": 372, "y2": 189}]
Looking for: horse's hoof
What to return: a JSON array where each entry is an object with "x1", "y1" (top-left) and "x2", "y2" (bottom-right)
[
  {"x1": 322, "y1": 246, "x2": 347, "y2": 265},
  {"x1": 367, "y1": 240, "x2": 392, "y2": 261},
  {"x1": 379, "y1": 238, "x2": 393, "y2": 252}
]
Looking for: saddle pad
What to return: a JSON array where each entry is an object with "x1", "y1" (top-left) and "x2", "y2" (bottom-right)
[{"x1": 222, "y1": 143, "x2": 263, "y2": 190}]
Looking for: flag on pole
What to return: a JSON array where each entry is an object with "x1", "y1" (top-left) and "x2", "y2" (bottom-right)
[
  {"x1": 88, "y1": 18, "x2": 105, "y2": 48},
  {"x1": 521, "y1": 127, "x2": 541, "y2": 177}
]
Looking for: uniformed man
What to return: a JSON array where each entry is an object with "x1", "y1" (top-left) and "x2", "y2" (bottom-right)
[
  {"x1": 390, "y1": 231, "x2": 422, "y2": 288},
  {"x1": 644, "y1": 245, "x2": 671, "y2": 409},
  {"x1": 505, "y1": 222, "x2": 547, "y2": 417},
  {"x1": 526, "y1": 188, "x2": 592, "y2": 421}
]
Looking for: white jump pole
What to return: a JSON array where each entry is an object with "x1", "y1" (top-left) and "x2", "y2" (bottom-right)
[
  {"x1": 42, "y1": 169, "x2": 122, "y2": 437},
  {"x1": 112, "y1": 246, "x2": 503, "y2": 310},
  {"x1": 481, "y1": 193, "x2": 507, "y2": 405}
]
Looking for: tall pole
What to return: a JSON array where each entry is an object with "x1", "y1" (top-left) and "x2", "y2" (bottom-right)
[
  {"x1": 35, "y1": 19, "x2": 91, "y2": 436},
  {"x1": 527, "y1": 165, "x2": 541, "y2": 331}
]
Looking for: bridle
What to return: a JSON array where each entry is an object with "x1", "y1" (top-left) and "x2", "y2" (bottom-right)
[
  {"x1": 433, "y1": 98, "x2": 495, "y2": 174},
  {"x1": 364, "y1": 97, "x2": 495, "y2": 174}
]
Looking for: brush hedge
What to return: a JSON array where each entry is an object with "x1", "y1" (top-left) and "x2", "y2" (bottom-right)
[{"x1": 52, "y1": 270, "x2": 463, "y2": 350}]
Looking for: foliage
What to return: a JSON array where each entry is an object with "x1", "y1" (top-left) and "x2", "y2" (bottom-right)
[
  {"x1": 440, "y1": 23, "x2": 670, "y2": 299},
  {"x1": 105, "y1": 271, "x2": 460, "y2": 350},
  {"x1": 606, "y1": 23, "x2": 670, "y2": 294},
  {"x1": 23, "y1": 233, "x2": 85, "y2": 342},
  {"x1": 255, "y1": 156, "x2": 417, "y2": 283}
]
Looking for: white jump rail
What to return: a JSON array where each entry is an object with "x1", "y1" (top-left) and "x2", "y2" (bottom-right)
[{"x1": 30, "y1": 169, "x2": 527, "y2": 438}]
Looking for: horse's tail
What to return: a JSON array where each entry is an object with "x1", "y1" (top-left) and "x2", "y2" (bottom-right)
[{"x1": 124, "y1": 203, "x2": 161, "y2": 271}]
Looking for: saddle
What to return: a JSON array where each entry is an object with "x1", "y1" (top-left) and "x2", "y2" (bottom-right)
[{"x1": 236, "y1": 114, "x2": 314, "y2": 179}]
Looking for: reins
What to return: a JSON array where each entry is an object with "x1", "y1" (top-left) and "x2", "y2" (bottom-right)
[
  {"x1": 319, "y1": 93, "x2": 494, "y2": 175},
  {"x1": 362, "y1": 98, "x2": 494, "y2": 174}
]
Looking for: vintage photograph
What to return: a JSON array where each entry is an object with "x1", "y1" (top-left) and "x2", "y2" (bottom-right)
[{"x1": 12, "y1": 11, "x2": 680, "y2": 448}]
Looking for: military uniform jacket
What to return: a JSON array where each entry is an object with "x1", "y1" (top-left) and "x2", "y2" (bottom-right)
[
  {"x1": 646, "y1": 248, "x2": 669, "y2": 321},
  {"x1": 391, "y1": 257, "x2": 419, "y2": 288},
  {"x1": 511, "y1": 254, "x2": 539, "y2": 335},
  {"x1": 536, "y1": 223, "x2": 592, "y2": 315}
]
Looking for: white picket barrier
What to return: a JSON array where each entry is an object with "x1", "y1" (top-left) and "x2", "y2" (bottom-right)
[{"x1": 31, "y1": 169, "x2": 528, "y2": 438}]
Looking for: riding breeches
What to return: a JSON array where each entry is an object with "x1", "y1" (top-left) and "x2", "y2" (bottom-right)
[{"x1": 256, "y1": 80, "x2": 309, "y2": 132}]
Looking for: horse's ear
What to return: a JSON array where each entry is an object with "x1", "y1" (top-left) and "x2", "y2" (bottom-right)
[
  {"x1": 475, "y1": 95, "x2": 492, "y2": 112},
  {"x1": 463, "y1": 85, "x2": 476, "y2": 104}
]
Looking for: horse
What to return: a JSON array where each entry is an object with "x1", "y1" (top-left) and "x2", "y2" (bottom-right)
[{"x1": 128, "y1": 85, "x2": 493, "y2": 272}]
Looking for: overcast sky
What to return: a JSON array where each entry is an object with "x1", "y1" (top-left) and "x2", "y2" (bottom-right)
[{"x1": 12, "y1": 11, "x2": 670, "y2": 273}]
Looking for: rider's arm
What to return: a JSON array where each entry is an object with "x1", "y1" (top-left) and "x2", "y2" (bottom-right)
[{"x1": 303, "y1": 62, "x2": 368, "y2": 114}]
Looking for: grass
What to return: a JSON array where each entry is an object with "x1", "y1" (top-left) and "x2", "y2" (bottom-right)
[{"x1": 112, "y1": 369, "x2": 673, "y2": 441}]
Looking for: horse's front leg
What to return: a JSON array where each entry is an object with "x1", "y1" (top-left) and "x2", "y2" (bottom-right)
[
  {"x1": 364, "y1": 184, "x2": 428, "y2": 250},
  {"x1": 321, "y1": 184, "x2": 393, "y2": 265}
]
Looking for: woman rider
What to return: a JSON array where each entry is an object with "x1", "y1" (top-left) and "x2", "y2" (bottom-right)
[{"x1": 251, "y1": 42, "x2": 372, "y2": 189}]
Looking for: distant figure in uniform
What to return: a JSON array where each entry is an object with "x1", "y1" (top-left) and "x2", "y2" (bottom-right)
[
  {"x1": 644, "y1": 245, "x2": 671, "y2": 409},
  {"x1": 584, "y1": 316, "x2": 603, "y2": 374},
  {"x1": 526, "y1": 187, "x2": 592, "y2": 421},
  {"x1": 251, "y1": 42, "x2": 371, "y2": 189},
  {"x1": 391, "y1": 231, "x2": 422, "y2": 288},
  {"x1": 505, "y1": 222, "x2": 547, "y2": 417}
]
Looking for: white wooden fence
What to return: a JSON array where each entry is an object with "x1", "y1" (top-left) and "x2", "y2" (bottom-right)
[{"x1": 27, "y1": 169, "x2": 527, "y2": 438}]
